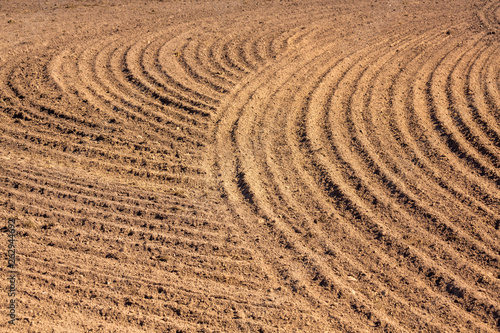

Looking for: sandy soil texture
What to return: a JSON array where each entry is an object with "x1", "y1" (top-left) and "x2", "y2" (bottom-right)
[{"x1": 1, "y1": 0, "x2": 499, "y2": 331}]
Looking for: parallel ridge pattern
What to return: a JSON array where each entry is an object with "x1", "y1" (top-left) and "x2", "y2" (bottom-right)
[
  {"x1": 0, "y1": 0, "x2": 499, "y2": 332},
  {"x1": 212, "y1": 6, "x2": 500, "y2": 333},
  {"x1": 0, "y1": 10, "x2": 328, "y2": 332},
  {"x1": 477, "y1": 0, "x2": 500, "y2": 35}
]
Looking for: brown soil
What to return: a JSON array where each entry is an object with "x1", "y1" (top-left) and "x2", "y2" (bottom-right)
[{"x1": 1, "y1": 0, "x2": 499, "y2": 332}]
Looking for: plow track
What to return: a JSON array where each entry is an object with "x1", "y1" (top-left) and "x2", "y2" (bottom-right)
[{"x1": 0, "y1": 0, "x2": 499, "y2": 332}]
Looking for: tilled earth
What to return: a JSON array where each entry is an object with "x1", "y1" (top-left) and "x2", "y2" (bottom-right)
[{"x1": 0, "y1": 0, "x2": 499, "y2": 332}]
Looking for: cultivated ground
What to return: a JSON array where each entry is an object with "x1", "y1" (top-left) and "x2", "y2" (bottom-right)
[{"x1": 0, "y1": 0, "x2": 499, "y2": 332}]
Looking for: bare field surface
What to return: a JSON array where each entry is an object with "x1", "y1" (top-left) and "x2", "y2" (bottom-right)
[{"x1": 0, "y1": 0, "x2": 499, "y2": 332}]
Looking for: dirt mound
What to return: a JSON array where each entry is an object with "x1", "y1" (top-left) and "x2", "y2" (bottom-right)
[{"x1": 1, "y1": 0, "x2": 499, "y2": 332}]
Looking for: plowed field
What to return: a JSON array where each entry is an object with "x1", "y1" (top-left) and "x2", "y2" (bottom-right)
[{"x1": 1, "y1": 0, "x2": 499, "y2": 332}]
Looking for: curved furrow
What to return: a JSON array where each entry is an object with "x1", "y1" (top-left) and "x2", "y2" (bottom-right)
[
  {"x1": 335, "y1": 27, "x2": 500, "y2": 301},
  {"x1": 3, "y1": 1, "x2": 500, "y2": 332},
  {"x1": 447, "y1": 40, "x2": 500, "y2": 170},
  {"x1": 431, "y1": 36, "x2": 500, "y2": 178},
  {"x1": 485, "y1": 54, "x2": 500, "y2": 119},
  {"x1": 255, "y1": 36, "x2": 463, "y2": 332},
  {"x1": 82, "y1": 34, "x2": 213, "y2": 128},
  {"x1": 407, "y1": 39, "x2": 500, "y2": 207},
  {"x1": 205, "y1": 31, "x2": 247, "y2": 82},
  {"x1": 74, "y1": 38, "x2": 175, "y2": 127},
  {"x1": 0, "y1": 76, "x2": 206, "y2": 171},
  {"x1": 467, "y1": 43, "x2": 500, "y2": 148},
  {"x1": 219, "y1": 36, "x2": 252, "y2": 77},
  {"x1": 187, "y1": 23, "x2": 259, "y2": 83},
  {"x1": 248, "y1": 29, "x2": 269, "y2": 65},
  {"x1": 197, "y1": 33, "x2": 240, "y2": 87},
  {"x1": 139, "y1": 31, "x2": 223, "y2": 108},
  {"x1": 69, "y1": 36, "x2": 211, "y2": 162},
  {"x1": 145, "y1": 32, "x2": 225, "y2": 108},
  {"x1": 188, "y1": 32, "x2": 238, "y2": 89},
  {"x1": 372, "y1": 34, "x2": 500, "y2": 253},
  {"x1": 239, "y1": 25, "x2": 296, "y2": 69},
  {"x1": 199, "y1": 10, "x2": 319, "y2": 76},
  {"x1": 429, "y1": 41, "x2": 500, "y2": 184},
  {"x1": 229, "y1": 29, "x2": 262, "y2": 72},
  {"x1": 175, "y1": 37, "x2": 233, "y2": 95},
  {"x1": 240, "y1": 20, "x2": 316, "y2": 66},
  {"x1": 342, "y1": 27, "x2": 500, "y2": 273},
  {"x1": 0, "y1": 14, "x2": 320, "y2": 323},
  {"x1": 154, "y1": 29, "x2": 234, "y2": 104},
  {"x1": 215, "y1": 17, "x2": 500, "y2": 329},
  {"x1": 212, "y1": 41, "x2": 386, "y2": 331},
  {"x1": 0, "y1": 55, "x2": 159, "y2": 175},
  {"x1": 2, "y1": 56, "x2": 107, "y2": 142},
  {"x1": 388, "y1": 45, "x2": 500, "y2": 237},
  {"x1": 111, "y1": 37, "x2": 215, "y2": 124},
  {"x1": 220, "y1": 34, "x2": 255, "y2": 76},
  {"x1": 302, "y1": 32, "x2": 499, "y2": 330},
  {"x1": 277, "y1": 46, "x2": 441, "y2": 329},
  {"x1": 126, "y1": 40, "x2": 219, "y2": 115},
  {"x1": 214, "y1": 27, "x2": 467, "y2": 331},
  {"x1": 477, "y1": 0, "x2": 500, "y2": 33},
  {"x1": 50, "y1": 43, "x2": 145, "y2": 133}
]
